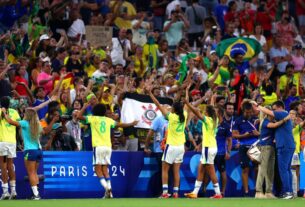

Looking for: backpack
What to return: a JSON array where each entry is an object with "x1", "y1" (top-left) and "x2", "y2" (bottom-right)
[{"x1": 192, "y1": 6, "x2": 202, "y2": 25}]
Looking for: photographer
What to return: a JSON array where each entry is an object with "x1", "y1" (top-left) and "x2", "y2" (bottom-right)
[
  {"x1": 45, "y1": 123, "x2": 78, "y2": 151},
  {"x1": 163, "y1": 10, "x2": 189, "y2": 51}
]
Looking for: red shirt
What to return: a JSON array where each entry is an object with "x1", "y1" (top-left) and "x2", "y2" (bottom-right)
[
  {"x1": 240, "y1": 9, "x2": 256, "y2": 33},
  {"x1": 15, "y1": 76, "x2": 28, "y2": 96},
  {"x1": 296, "y1": 0, "x2": 305, "y2": 15},
  {"x1": 256, "y1": 11, "x2": 272, "y2": 31}
]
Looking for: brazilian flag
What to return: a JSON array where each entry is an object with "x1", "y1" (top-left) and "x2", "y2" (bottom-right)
[
  {"x1": 216, "y1": 37, "x2": 261, "y2": 62},
  {"x1": 177, "y1": 53, "x2": 197, "y2": 85}
]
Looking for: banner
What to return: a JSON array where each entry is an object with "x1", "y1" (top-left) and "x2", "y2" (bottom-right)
[
  {"x1": 2, "y1": 151, "x2": 305, "y2": 198},
  {"x1": 85, "y1": 26, "x2": 113, "y2": 47},
  {"x1": 121, "y1": 93, "x2": 173, "y2": 129},
  {"x1": 54, "y1": 73, "x2": 74, "y2": 89}
]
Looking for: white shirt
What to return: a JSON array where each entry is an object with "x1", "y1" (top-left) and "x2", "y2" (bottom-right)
[
  {"x1": 249, "y1": 35, "x2": 266, "y2": 60},
  {"x1": 131, "y1": 20, "x2": 150, "y2": 46},
  {"x1": 67, "y1": 19, "x2": 86, "y2": 38},
  {"x1": 166, "y1": 0, "x2": 180, "y2": 18},
  {"x1": 110, "y1": 38, "x2": 131, "y2": 66}
]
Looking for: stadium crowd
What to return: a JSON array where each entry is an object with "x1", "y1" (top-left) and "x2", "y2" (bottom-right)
[{"x1": 0, "y1": 0, "x2": 305, "y2": 200}]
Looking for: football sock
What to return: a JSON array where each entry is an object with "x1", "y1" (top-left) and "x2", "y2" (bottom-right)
[
  {"x1": 106, "y1": 177, "x2": 112, "y2": 190},
  {"x1": 193, "y1": 180, "x2": 202, "y2": 195},
  {"x1": 10, "y1": 180, "x2": 16, "y2": 194},
  {"x1": 162, "y1": 184, "x2": 168, "y2": 194},
  {"x1": 2, "y1": 183, "x2": 8, "y2": 194},
  {"x1": 31, "y1": 186, "x2": 39, "y2": 196},
  {"x1": 213, "y1": 183, "x2": 221, "y2": 195},
  {"x1": 99, "y1": 177, "x2": 108, "y2": 191}
]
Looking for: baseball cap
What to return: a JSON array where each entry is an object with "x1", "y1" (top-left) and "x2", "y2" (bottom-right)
[
  {"x1": 191, "y1": 89, "x2": 201, "y2": 96},
  {"x1": 39, "y1": 34, "x2": 50, "y2": 41}
]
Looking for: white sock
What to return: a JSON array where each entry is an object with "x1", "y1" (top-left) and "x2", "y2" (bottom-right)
[
  {"x1": 193, "y1": 180, "x2": 202, "y2": 195},
  {"x1": 173, "y1": 187, "x2": 179, "y2": 194},
  {"x1": 9, "y1": 180, "x2": 16, "y2": 194},
  {"x1": 106, "y1": 178, "x2": 111, "y2": 190},
  {"x1": 162, "y1": 184, "x2": 168, "y2": 194},
  {"x1": 31, "y1": 186, "x2": 39, "y2": 196},
  {"x1": 291, "y1": 169, "x2": 297, "y2": 195},
  {"x1": 213, "y1": 183, "x2": 221, "y2": 195},
  {"x1": 100, "y1": 177, "x2": 108, "y2": 191},
  {"x1": 2, "y1": 183, "x2": 8, "y2": 194}
]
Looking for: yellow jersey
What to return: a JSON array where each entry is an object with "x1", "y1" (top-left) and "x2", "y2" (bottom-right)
[
  {"x1": 293, "y1": 125, "x2": 301, "y2": 154},
  {"x1": 0, "y1": 109, "x2": 20, "y2": 143},
  {"x1": 86, "y1": 116, "x2": 116, "y2": 147},
  {"x1": 263, "y1": 92, "x2": 278, "y2": 106},
  {"x1": 279, "y1": 73, "x2": 300, "y2": 96},
  {"x1": 202, "y1": 116, "x2": 218, "y2": 147},
  {"x1": 110, "y1": 1, "x2": 137, "y2": 29},
  {"x1": 166, "y1": 111, "x2": 187, "y2": 146}
]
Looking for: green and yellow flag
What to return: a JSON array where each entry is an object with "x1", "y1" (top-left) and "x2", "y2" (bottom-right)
[{"x1": 216, "y1": 37, "x2": 261, "y2": 61}]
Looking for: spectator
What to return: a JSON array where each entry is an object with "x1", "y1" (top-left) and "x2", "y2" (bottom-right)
[
  {"x1": 37, "y1": 58, "x2": 55, "y2": 95},
  {"x1": 213, "y1": 0, "x2": 228, "y2": 32},
  {"x1": 131, "y1": 11, "x2": 151, "y2": 47},
  {"x1": 66, "y1": 110, "x2": 82, "y2": 151},
  {"x1": 110, "y1": 0, "x2": 137, "y2": 29},
  {"x1": 111, "y1": 28, "x2": 131, "y2": 67},
  {"x1": 67, "y1": 10, "x2": 86, "y2": 44},
  {"x1": 151, "y1": 0, "x2": 169, "y2": 31},
  {"x1": 269, "y1": 35, "x2": 292, "y2": 75},
  {"x1": 163, "y1": 10, "x2": 189, "y2": 51},
  {"x1": 185, "y1": 0, "x2": 207, "y2": 47}
]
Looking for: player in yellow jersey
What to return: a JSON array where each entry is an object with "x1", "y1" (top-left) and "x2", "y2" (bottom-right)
[
  {"x1": 184, "y1": 86, "x2": 223, "y2": 199},
  {"x1": 78, "y1": 103, "x2": 138, "y2": 198},
  {"x1": 0, "y1": 97, "x2": 20, "y2": 200},
  {"x1": 289, "y1": 109, "x2": 303, "y2": 197},
  {"x1": 147, "y1": 88, "x2": 187, "y2": 199}
]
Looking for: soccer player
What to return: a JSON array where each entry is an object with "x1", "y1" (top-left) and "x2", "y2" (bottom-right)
[
  {"x1": 184, "y1": 87, "x2": 222, "y2": 199},
  {"x1": 78, "y1": 103, "x2": 138, "y2": 198},
  {"x1": 2, "y1": 96, "x2": 56, "y2": 200},
  {"x1": 148, "y1": 88, "x2": 187, "y2": 198},
  {"x1": 0, "y1": 97, "x2": 20, "y2": 200}
]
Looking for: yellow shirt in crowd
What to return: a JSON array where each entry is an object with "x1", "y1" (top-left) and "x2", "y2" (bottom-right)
[{"x1": 293, "y1": 124, "x2": 301, "y2": 154}]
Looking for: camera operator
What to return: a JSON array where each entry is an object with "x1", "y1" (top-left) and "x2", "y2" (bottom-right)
[{"x1": 45, "y1": 122, "x2": 78, "y2": 151}]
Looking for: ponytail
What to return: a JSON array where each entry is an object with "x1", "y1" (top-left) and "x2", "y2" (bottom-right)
[{"x1": 173, "y1": 102, "x2": 185, "y2": 123}]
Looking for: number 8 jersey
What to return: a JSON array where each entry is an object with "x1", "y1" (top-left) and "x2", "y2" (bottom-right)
[
  {"x1": 165, "y1": 111, "x2": 187, "y2": 146},
  {"x1": 86, "y1": 116, "x2": 116, "y2": 147}
]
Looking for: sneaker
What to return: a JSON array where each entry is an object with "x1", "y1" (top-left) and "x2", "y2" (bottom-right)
[
  {"x1": 9, "y1": 192, "x2": 17, "y2": 200},
  {"x1": 255, "y1": 192, "x2": 265, "y2": 199},
  {"x1": 244, "y1": 192, "x2": 251, "y2": 197},
  {"x1": 282, "y1": 192, "x2": 293, "y2": 200},
  {"x1": 108, "y1": 189, "x2": 113, "y2": 198},
  {"x1": 172, "y1": 193, "x2": 179, "y2": 198},
  {"x1": 31, "y1": 194, "x2": 41, "y2": 200},
  {"x1": 184, "y1": 192, "x2": 198, "y2": 199},
  {"x1": 103, "y1": 190, "x2": 110, "y2": 199},
  {"x1": 159, "y1": 193, "x2": 171, "y2": 198},
  {"x1": 0, "y1": 193, "x2": 10, "y2": 200},
  {"x1": 210, "y1": 194, "x2": 223, "y2": 199},
  {"x1": 265, "y1": 193, "x2": 276, "y2": 199}
]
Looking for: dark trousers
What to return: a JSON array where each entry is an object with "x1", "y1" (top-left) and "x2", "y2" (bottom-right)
[
  {"x1": 277, "y1": 147, "x2": 295, "y2": 193},
  {"x1": 187, "y1": 32, "x2": 203, "y2": 47}
]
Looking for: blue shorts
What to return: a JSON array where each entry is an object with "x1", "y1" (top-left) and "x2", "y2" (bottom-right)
[{"x1": 24, "y1": 150, "x2": 43, "y2": 161}]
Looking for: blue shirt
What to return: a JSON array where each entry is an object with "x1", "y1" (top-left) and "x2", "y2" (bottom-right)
[
  {"x1": 269, "y1": 47, "x2": 289, "y2": 73},
  {"x1": 284, "y1": 96, "x2": 300, "y2": 111},
  {"x1": 259, "y1": 119, "x2": 275, "y2": 146},
  {"x1": 216, "y1": 117, "x2": 232, "y2": 155},
  {"x1": 151, "y1": 116, "x2": 168, "y2": 153},
  {"x1": 19, "y1": 120, "x2": 41, "y2": 150},
  {"x1": 231, "y1": 61, "x2": 250, "y2": 75},
  {"x1": 233, "y1": 116, "x2": 258, "y2": 146},
  {"x1": 273, "y1": 111, "x2": 295, "y2": 149},
  {"x1": 213, "y1": 4, "x2": 228, "y2": 31},
  {"x1": 33, "y1": 97, "x2": 49, "y2": 120}
]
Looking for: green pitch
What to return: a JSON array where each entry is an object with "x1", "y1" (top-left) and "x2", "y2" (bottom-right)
[{"x1": 1, "y1": 198, "x2": 304, "y2": 207}]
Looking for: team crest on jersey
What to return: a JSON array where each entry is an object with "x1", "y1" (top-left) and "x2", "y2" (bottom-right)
[{"x1": 141, "y1": 104, "x2": 159, "y2": 125}]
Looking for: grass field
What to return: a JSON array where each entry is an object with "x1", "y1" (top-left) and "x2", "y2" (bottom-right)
[{"x1": 1, "y1": 198, "x2": 304, "y2": 207}]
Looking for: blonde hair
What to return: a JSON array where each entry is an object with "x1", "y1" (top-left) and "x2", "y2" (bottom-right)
[{"x1": 24, "y1": 108, "x2": 41, "y2": 140}]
